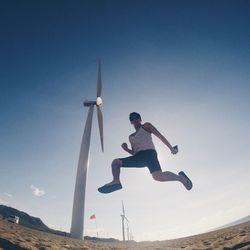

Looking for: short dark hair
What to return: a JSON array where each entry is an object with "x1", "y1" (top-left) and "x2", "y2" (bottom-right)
[{"x1": 129, "y1": 112, "x2": 141, "y2": 121}]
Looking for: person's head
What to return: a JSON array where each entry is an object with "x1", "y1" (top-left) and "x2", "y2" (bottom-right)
[{"x1": 129, "y1": 112, "x2": 142, "y2": 126}]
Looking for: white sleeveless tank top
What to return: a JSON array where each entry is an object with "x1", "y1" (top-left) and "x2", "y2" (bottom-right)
[{"x1": 129, "y1": 126, "x2": 155, "y2": 154}]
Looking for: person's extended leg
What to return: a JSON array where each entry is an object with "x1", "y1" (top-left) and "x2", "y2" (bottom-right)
[
  {"x1": 152, "y1": 170, "x2": 180, "y2": 182},
  {"x1": 151, "y1": 170, "x2": 192, "y2": 190}
]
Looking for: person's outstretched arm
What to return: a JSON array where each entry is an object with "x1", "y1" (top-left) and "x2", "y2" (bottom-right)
[{"x1": 143, "y1": 122, "x2": 177, "y2": 154}]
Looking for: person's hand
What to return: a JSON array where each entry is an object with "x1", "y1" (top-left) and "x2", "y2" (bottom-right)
[
  {"x1": 171, "y1": 145, "x2": 178, "y2": 154},
  {"x1": 121, "y1": 143, "x2": 129, "y2": 151}
]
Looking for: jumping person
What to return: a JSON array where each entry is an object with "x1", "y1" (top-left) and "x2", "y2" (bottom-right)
[{"x1": 98, "y1": 112, "x2": 192, "y2": 194}]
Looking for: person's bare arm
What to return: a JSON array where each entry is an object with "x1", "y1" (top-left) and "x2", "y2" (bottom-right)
[
  {"x1": 121, "y1": 142, "x2": 134, "y2": 155},
  {"x1": 143, "y1": 122, "x2": 178, "y2": 154}
]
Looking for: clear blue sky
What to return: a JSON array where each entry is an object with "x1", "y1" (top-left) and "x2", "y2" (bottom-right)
[{"x1": 0, "y1": 0, "x2": 249, "y2": 241}]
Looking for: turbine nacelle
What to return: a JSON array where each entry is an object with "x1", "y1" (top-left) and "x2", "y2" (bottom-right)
[
  {"x1": 83, "y1": 97, "x2": 103, "y2": 107},
  {"x1": 96, "y1": 96, "x2": 103, "y2": 106}
]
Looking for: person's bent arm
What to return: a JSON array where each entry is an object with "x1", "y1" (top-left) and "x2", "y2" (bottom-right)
[{"x1": 121, "y1": 143, "x2": 134, "y2": 155}]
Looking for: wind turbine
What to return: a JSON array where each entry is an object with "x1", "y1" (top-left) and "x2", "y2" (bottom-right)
[
  {"x1": 70, "y1": 61, "x2": 104, "y2": 239},
  {"x1": 121, "y1": 201, "x2": 129, "y2": 241}
]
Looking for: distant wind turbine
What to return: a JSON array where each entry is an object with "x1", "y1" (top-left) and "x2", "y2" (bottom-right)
[
  {"x1": 121, "y1": 201, "x2": 129, "y2": 241},
  {"x1": 70, "y1": 62, "x2": 104, "y2": 239}
]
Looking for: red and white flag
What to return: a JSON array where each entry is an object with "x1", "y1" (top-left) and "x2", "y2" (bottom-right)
[{"x1": 90, "y1": 214, "x2": 96, "y2": 220}]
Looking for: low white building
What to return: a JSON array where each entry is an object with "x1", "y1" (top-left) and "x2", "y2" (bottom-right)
[{"x1": 7, "y1": 215, "x2": 19, "y2": 224}]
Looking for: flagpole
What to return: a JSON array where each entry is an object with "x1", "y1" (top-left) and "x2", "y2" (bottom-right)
[
  {"x1": 90, "y1": 214, "x2": 98, "y2": 238},
  {"x1": 95, "y1": 219, "x2": 99, "y2": 238}
]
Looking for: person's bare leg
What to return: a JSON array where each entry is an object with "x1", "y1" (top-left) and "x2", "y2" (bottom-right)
[
  {"x1": 152, "y1": 170, "x2": 181, "y2": 182},
  {"x1": 152, "y1": 170, "x2": 191, "y2": 189},
  {"x1": 104, "y1": 159, "x2": 122, "y2": 186}
]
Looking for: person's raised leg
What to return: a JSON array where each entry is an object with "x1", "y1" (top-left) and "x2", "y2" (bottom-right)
[
  {"x1": 104, "y1": 159, "x2": 122, "y2": 186},
  {"x1": 98, "y1": 159, "x2": 123, "y2": 193}
]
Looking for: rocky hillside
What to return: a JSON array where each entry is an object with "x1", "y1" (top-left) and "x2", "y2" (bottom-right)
[{"x1": 0, "y1": 205, "x2": 67, "y2": 236}]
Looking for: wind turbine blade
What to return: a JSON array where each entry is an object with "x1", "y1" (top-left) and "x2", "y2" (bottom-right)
[
  {"x1": 96, "y1": 61, "x2": 102, "y2": 97},
  {"x1": 122, "y1": 201, "x2": 125, "y2": 215},
  {"x1": 97, "y1": 106, "x2": 104, "y2": 152},
  {"x1": 124, "y1": 216, "x2": 129, "y2": 222}
]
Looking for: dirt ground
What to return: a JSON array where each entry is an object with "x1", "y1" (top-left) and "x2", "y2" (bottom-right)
[{"x1": 0, "y1": 219, "x2": 249, "y2": 249}]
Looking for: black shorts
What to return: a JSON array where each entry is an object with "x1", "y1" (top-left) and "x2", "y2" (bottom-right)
[{"x1": 119, "y1": 149, "x2": 162, "y2": 174}]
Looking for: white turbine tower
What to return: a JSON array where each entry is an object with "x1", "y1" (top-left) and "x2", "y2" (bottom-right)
[
  {"x1": 70, "y1": 61, "x2": 104, "y2": 239},
  {"x1": 121, "y1": 201, "x2": 129, "y2": 241}
]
